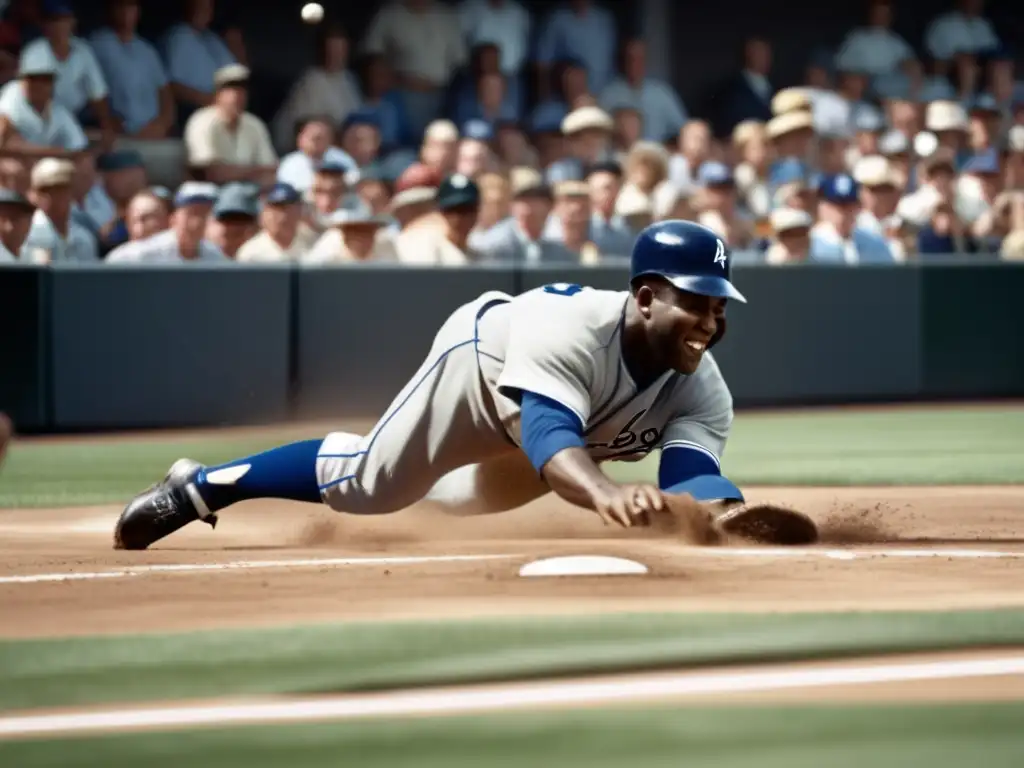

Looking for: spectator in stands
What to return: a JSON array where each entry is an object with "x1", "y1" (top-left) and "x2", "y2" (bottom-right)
[
  {"x1": 835, "y1": 0, "x2": 914, "y2": 78},
  {"x1": 614, "y1": 183, "x2": 653, "y2": 234},
  {"x1": 811, "y1": 173, "x2": 894, "y2": 262},
  {"x1": 107, "y1": 182, "x2": 225, "y2": 262},
  {"x1": 272, "y1": 23, "x2": 361, "y2": 153},
  {"x1": 89, "y1": 0, "x2": 175, "y2": 140},
  {"x1": 651, "y1": 181, "x2": 693, "y2": 222},
  {"x1": 277, "y1": 116, "x2": 355, "y2": 194},
  {"x1": 356, "y1": 54, "x2": 413, "y2": 151},
  {"x1": 546, "y1": 105, "x2": 613, "y2": 182},
  {"x1": 206, "y1": 183, "x2": 258, "y2": 258},
  {"x1": 396, "y1": 172, "x2": 478, "y2": 264},
  {"x1": 0, "y1": 188, "x2": 35, "y2": 262},
  {"x1": 419, "y1": 119, "x2": 458, "y2": 176},
  {"x1": 475, "y1": 168, "x2": 567, "y2": 262},
  {"x1": 610, "y1": 105, "x2": 642, "y2": 162},
  {"x1": 70, "y1": 151, "x2": 115, "y2": 248},
  {"x1": 303, "y1": 209, "x2": 393, "y2": 263},
  {"x1": 854, "y1": 155, "x2": 901, "y2": 233},
  {"x1": 123, "y1": 189, "x2": 169, "y2": 243},
  {"x1": 352, "y1": 166, "x2": 392, "y2": 217},
  {"x1": 716, "y1": 36, "x2": 774, "y2": 135},
  {"x1": 302, "y1": 158, "x2": 350, "y2": 230},
  {"x1": 0, "y1": 0, "x2": 43, "y2": 83},
  {"x1": 457, "y1": 0, "x2": 530, "y2": 79},
  {"x1": 925, "y1": 0, "x2": 999, "y2": 63},
  {"x1": 622, "y1": 140, "x2": 668, "y2": 202},
  {"x1": 917, "y1": 198, "x2": 971, "y2": 254},
  {"x1": 451, "y1": 42, "x2": 521, "y2": 128},
  {"x1": 535, "y1": 0, "x2": 616, "y2": 98},
  {"x1": 766, "y1": 112, "x2": 815, "y2": 170},
  {"x1": 468, "y1": 170, "x2": 509, "y2": 246},
  {"x1": 545, "y1": 180, "x2": 599, "y2": 263},
  {"x1": 161, "y1": 0, "x2": 235, "y2": 119},
  {"x1": 961, "y1": 151, "x2": 1002, "y2": 221},
  {"x1": 986, "y1": 48, "x2": 1022, "y2": 130},
  {"x1": 818, "y1": 131, "x2": 851, "y2": 176},
  {"x1": 584, "y1": 160, "x2": 634, "y2": 252},
  {"x1": 667, "y1": 119, "x2": 711, "y2": 193},
  {"x1": 695, "y1": 161, "x2": 755, "y2": 249},
  {"x1": 235, "y1": 182, "x2": 316, "y2": 262},
  {"x1": 338, "y1": 110, "x2": 382, "y2": 172},
  {"x1": 495, "y1": 120, "x2": 538, "y2": 168},
  {"x1": 20, "y1": 1, "x2": 117, "y2": 146},
  {"x1": 848, "y1": 109, "x2": 885, "y2": 168},
  {"x1": 898, "y1": 148, "x2": 956, "y2": 228},
  {"x1": 21, "y1": 157, "x2": 97, "y2": 262},
  {"x1": 600, "y1": 38, "x2": 687, "y2": 142},
  {"x1": 362, "y1": 0, "x2": 466, "y2": 139},
  {"x1": 764, "y1": 207, "x2": 813, "y2": 264},
  {"x1": 0, "y1": 157, "x2": 29, "y2": 194},
  {"x1": 530, "y1": 57, "x2": 589, "y2": 132},
  {"x1": 732, "y1": 120, "x2": 770, "y2": 219},
  {"x1": 967, "y1": 95, "x2": 1000, "y2": 153},
  {"x1": 454, "y1": 122, "x2": 497, "y2": 178},
  {"x1": 388, "y1": 162, "x2": 439, "y2": 231},
  {"x1": 925, "y1": 100, "x2": 968, "y2": 161},
  {"x1": 184, "y1": 64, "x2": 277, "y2": 186},
  {"x1": 0, "y1": 45, "x2": 87, "y2": 157}
]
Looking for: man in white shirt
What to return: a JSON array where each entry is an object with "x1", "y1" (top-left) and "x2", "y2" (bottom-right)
[
  {"x1": 458, "y1": 0, "x2": 530, "y2": 77},
  {"x1": 21, "y1": 1, "x2": 117, "y2": 145},
  {"x1": 0, "y1": 45, "x2": 88, "y2": 158},
  {"x1": 277, "y1": 116, "x2": 356, "y2": 193},
  {"x1": 835, "y1": 0, "x2": 915, "y2": 78},
  {"x1": 184, "y1": 64, "x2": 277, "y2": 187},
  {"x1": 236, "y1": 182, "x2": 318, "y2": 262},
  {"x1": 0, "y1": 188, "x2": 36, "y2": 263},
  {"x1": 363, "y1": 0, "x2": 466, "y2": 138},
  {"x1": 106, "y1": 184, "x2": 226, "y2": 263},
  {"x1": 925, "y1": 0, "x2": 999, "y2": 63},
  {"x1": 600, "y1": 38, "x2": 688, "y2": 142},
  {"x1": 20, "y1": 157, "x2": 98, "y2": 263}
]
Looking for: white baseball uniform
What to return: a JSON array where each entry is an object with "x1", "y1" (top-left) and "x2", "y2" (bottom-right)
[{"x1": 316, "y1": 284, "x2": 734, "y2": 515}]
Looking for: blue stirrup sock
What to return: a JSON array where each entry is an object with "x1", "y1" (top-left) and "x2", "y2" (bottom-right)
[{"x1": 193, "y1": 439, "x2": 324, "y2": 512}]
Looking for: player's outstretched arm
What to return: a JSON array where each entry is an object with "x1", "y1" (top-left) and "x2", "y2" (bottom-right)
[{"x1": 519, "y1": 391, "x2": 661, "y2": 528}]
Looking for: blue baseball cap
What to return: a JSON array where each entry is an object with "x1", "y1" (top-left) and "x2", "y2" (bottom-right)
[
  {"x1": 818, "y1": 173, "x2": 860, "y2": 204},
  {"x1": 0, "y1": 187, "x2": 33, "y2": 209},
  {"x1": 43, "y1": 0, "x2": 75, "y2": 17},
  {"x1": 174, "y1": 181, "x2": 218, "y2": 207},
  {"x1": 462, "y1": 119, "x2": 493, "y2": 141},
  {"x1": 341, "y1": 109, "x2": 379, "y2": 132},
  {"x1": 968, "y1": 93, "x2": 1000, "y2": 115},
  {"x1": 265, "y1": 182, "x2": 300, "y2": 205},
  {"x1": 697, "y1": 161, "x2": 734, "y2": 187},
  {"x1": 436, "y1": 173, "x2": 480, "y2": 210}
]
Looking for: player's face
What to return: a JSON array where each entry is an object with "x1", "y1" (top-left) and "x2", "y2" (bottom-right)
[{"x1": 639, "y1": 283, "x2": 724, "y2": 375}]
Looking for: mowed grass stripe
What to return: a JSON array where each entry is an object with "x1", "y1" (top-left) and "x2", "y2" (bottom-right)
[{"x1": 2, "y1": 609, "x2": 1024, "y2": 712}]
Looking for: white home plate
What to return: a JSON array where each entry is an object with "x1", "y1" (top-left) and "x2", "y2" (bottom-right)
[{"x1": 518, "y1": 555, "x2": 649, "y2": 578}]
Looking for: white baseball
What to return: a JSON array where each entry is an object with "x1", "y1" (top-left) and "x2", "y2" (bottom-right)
[{"x1": 301, "y1": 3, "x2": 324, "y2": 23}]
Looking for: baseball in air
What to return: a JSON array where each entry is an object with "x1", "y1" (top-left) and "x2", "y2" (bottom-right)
[{"x1": 301, "y1": 3, "x2": 324, "y2": 23}]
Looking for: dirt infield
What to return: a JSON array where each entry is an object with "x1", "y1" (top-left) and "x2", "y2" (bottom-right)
[{"x1": 2, "y1": 485, "x2": 1024, "y2": 639}]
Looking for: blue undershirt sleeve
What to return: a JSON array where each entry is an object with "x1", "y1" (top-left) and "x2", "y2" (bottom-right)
[{"x1": 519, "y1": 390, "x2": 586, "y2": 473}]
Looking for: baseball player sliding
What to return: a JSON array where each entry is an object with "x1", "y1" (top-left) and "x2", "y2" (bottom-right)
[{"x1": 114, "y1": 220, "x2": 817, "y2": 550}]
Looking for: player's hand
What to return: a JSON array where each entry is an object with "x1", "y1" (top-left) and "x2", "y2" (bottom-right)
[{"x1": 591, "y1": 484, "x2": 665, "y2": 528}]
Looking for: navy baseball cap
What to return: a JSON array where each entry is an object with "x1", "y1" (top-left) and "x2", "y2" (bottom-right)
[
  {"x1": 43, "y1": 0, "x2": 75, "y2": 17},
  {"x1": 436, "y1": 173, "x2": 480, "y2": 210},
  {"x1": 213, "y1": 184, "x2": 259, "y2": 219},
  {"x1": 968, "y1": 93, "x2": 1000, "y2": 115},
  {"x1": 698, "y1": 161, "x2": 734, "y2": 187},
  {"x1": 341, "y1": 109, "x2": 380, "y2": 132},
  {"x1": 265, "y1": 182, "x2": 300, "y2": 205},
  {"x1": 818, "y1": 173, "x2": 860, "y2": 204}
]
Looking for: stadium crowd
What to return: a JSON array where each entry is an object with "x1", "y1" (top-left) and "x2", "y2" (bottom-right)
[{"x1": 0, "y1": 0, "x2": 1022, "y2": 266}]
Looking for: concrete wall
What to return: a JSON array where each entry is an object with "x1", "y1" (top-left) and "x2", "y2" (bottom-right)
[{"x1": 2, "y1": 261, "x2": 1022, "y2": 431}]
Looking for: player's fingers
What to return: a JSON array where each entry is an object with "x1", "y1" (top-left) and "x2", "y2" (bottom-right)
[
  {"x1": 610, "y1": 499, "x2": 633, "y2": 528},
  {"x1": 636, "y1": 486, "x2": 664, "y2": 512}
]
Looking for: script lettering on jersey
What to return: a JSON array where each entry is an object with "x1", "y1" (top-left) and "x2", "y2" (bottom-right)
[{"x1": 586, "y1": 409, "x2": 663, "y2": 456}]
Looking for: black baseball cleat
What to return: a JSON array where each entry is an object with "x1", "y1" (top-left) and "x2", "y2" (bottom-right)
[{"x1": 113, "y1": 459, "x2": 218, "y2": 550}]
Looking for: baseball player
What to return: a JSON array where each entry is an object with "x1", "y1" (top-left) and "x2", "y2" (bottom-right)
[{"x1": 115, "y1": 220, "x2": 816, "y2": 550}]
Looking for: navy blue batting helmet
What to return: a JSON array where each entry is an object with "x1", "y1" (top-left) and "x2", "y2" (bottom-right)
[{"x1": 629, "y1": 220, "x2": 746, "y2": 303}]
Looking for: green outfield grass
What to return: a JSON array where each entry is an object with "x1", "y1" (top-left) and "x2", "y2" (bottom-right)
[
  {"x1": 2, "y1": 609, "x2": 1024, "y2": 712},
  {"x1": 4, "y1": 702, "x2": 1024, "y2": 766},
  {"x1": 2, "y1": 406, "x2": 1023, "y2": 508}
]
